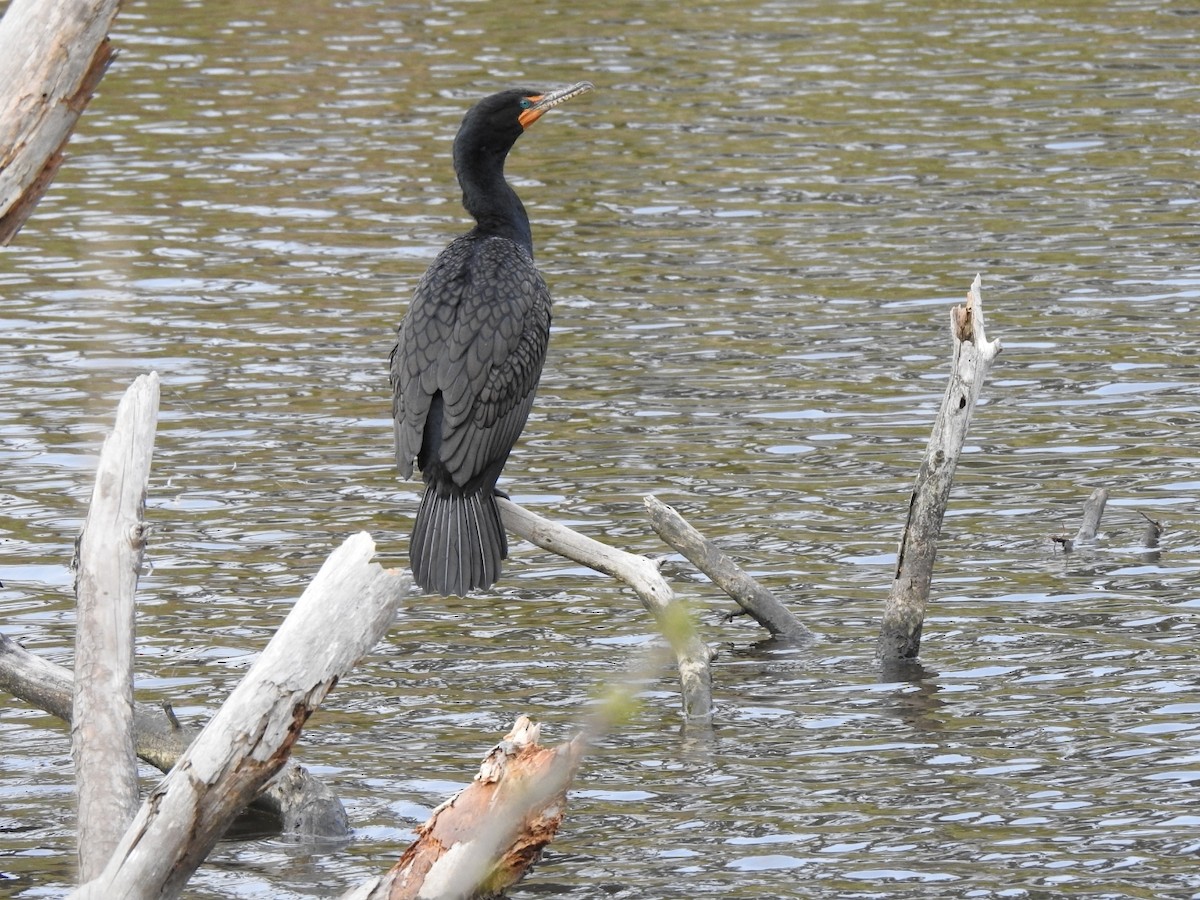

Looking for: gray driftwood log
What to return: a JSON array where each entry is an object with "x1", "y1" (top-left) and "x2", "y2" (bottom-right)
[
  {"x1": 72, "y1": 373, "x2": 158, "y2": 880},
  {"x1": 0, "y1": 0, "x2": 121, "y2": 244},
  {"x1": 498, "y1": 497, "x2": 714, "y2": 720},
  {"x1": 644, "y1": 495, "x2": 812, "y2": 642},
  {"x1": 70, "y1": 533, "x2": 410, "y2": 899},
  {"x1": 876, "y1": 275, "x2": 1002, "y2": 662}
]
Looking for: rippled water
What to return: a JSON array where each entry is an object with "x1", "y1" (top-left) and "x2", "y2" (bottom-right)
[{"x1": 3, "y1": 0, "x2": 1199, "y2": 897}]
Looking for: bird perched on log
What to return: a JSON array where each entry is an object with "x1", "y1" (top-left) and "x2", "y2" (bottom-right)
[{"x1": 390, "y1": 82, "x2": 593, "y2": 596}]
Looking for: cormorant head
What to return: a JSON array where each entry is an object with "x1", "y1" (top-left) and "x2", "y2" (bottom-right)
[{"x1": 452, "y1": 82, "x2": 593, "y2": 173}]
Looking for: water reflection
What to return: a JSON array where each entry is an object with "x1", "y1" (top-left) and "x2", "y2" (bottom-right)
[{"x1": 3, "y1": 0, "x2": 1200, "y2": 896}]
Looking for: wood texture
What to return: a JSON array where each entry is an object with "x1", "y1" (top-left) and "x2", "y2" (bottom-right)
[
  {"x1": 71, "y1": 533, "x2": 410, "y2": 899},
  {"x1": 347, "y1": 716, "x2": 583, "y2": 900},
  {"x1": 877, "y1": 276, "x2": 1002, "y2": 662},
  {"x1": 71, "y1": 373, "x2": 159, "y2": 880},
  {"x1": 0, "y1": 631, "x2": 350, "y2": 837},
  {"x1": 0, "y1": 0, "x2": 122, "y2": 243}
]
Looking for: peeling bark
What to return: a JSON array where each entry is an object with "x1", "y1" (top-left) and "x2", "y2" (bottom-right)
[{"x1": 347, "y1": 716, "x2": 583, "y2": 900}]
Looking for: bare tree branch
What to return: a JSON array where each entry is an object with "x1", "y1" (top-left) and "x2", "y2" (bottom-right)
[
  {"x1": 0, "y1": 631, "x2": 350, "y2": 837},
  {"x1": 497, "y1": 497, "x2": 713, "y2": 720},
  {"x1": 877, "y1": 275, "x2": 1002, "y2": 662},
  {"x1": 644, "y1": 495, "x2": 812, "y2": 642},
  {"x1": 1074, "y1": 487, "x2": 1109, "y2": 544},
  {"x1": 71, "y1": 533, "x2": 410, "y2": 899}
]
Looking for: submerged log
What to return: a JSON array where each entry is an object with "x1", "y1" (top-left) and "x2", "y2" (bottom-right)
[
  {"x1": 71, "y1": 533, "x2": 409, "y2": 899},
  {"x1": 0, "y1": 0, "x2": 122, "y2": 244},
  {"x1": 346, "y1": 716, "x2": 584, "y2": 900},
  {"x1": 877, "y1": 275, "x2": 1001, "y2": 662},
  {"x1": 72, "y1": 373, "x2": 158, "y2": 880},
  {"x1": 498, "y1": 497, "x2": 713, "y2": 720},
  {"x1": 644, "y1": 494, "x2": 812, "y2": 642}
]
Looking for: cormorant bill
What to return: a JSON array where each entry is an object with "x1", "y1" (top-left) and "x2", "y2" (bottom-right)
[{"x1": 390, "y1": 81, "x2": 593, "y2": 596}]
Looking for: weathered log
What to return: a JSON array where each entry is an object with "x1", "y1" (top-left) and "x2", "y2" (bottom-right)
[
  {"x1": 0, "y1": 0, "x2": 122, "y2": 244},
  {"x1": 0, "y1": 632, "x2": 349, "y2": 837},
  {"x1": 644, "y1": 494, "x2": 812, "y2": 642},
  {"x1": 345, "y1": 716, "x2": 583, "y2": 900},
  {"x1": 877, "y1": 275, "x2": 1001, "y2": 662},
  {"x1": 71, "y1": 533, "x2": 410, "y2": 899},
  {"x1": 498, "y1": 497, "x2": 713, "y2": 720},
  {"x1": 72, "y1": 373, "x2": 158, "y2": 879}
]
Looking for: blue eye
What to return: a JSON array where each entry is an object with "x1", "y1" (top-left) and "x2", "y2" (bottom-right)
[{"x1": 519, "y1": 98, "x2": 533, "y2": 109}]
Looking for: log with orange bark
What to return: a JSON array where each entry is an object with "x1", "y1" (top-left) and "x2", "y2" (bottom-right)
[{"x1": 348, "y1": 716, "x2": 584, "y2": 900}]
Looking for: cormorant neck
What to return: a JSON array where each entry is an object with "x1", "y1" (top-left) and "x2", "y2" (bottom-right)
[{"x1": 456, "y1": 148, "x2": 533, "y2": 253}]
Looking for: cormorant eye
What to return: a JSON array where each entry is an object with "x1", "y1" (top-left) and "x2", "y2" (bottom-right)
[{"x1": 519, "y1": 98, "x2": 534, "y2": 109}]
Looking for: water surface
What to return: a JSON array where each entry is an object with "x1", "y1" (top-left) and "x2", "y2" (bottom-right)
[{"x1": 2, "y1": 0, "x2": 1199, "y2": 897}]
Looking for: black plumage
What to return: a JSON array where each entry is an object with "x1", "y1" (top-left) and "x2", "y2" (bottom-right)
[{"x1": 390, "y1": 82, "x2": 593, "y2": 596}]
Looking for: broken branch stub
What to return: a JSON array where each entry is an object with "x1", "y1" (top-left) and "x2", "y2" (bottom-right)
[
  {"x1": 1074, "y1": 487, "x2": 1109, "y2": 545},
  {"x1": 347, "y1": 716, "x2": 583, "y2": 900},
  {"x1": 877, "y1": 275, "x2": 1001, "y2": 663}
]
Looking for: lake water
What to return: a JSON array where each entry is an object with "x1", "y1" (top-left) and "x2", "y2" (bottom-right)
[{"x1": 2, "y1": 0, "x2": 1199, "y2": 897}]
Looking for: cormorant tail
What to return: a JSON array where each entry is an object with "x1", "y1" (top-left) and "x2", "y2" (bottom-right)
[{"x1": 410, "y1": 486, "x2": 507, "y2": 596}]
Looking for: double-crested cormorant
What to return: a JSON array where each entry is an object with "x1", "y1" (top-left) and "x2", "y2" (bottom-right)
[{"x1": 390, "y1": 82, "x2": 593, "y2": 596}]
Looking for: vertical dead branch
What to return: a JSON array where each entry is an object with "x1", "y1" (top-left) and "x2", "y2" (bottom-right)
[
  {"x1": 72, "y1": 372, "x2": 159, "y2": 880},
  {"x1": 497, "y1": 497, "x2": 713, "y2": 720},
  {"x1": 877, "y1": 276, "x2": 1001, "y2": 663},
  {"x1": 1074, "y1": 487, "x2": 1108, "y2": 544},
  {"x1": 1139, "y1": 511, "x2": 1163, "y2": 549},
  {"x1": 71, "y1": 533, "x2": 410, "y2": 900},
  {"x1": 0, "y1": 0, "x2": 122, "y2": 244}
]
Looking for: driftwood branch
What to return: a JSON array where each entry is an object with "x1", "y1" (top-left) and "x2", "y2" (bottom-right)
[
  {"x1": 877, "y1": 275, "x2": 1001, "y2": 662},
  {"x1": 0, "y1": 0, "x2": 121, "y2": 244},
  {"x1": 498, "y1": 497, "x2": 713, "y2": 720},
  {"x1": 72, "y1": 532, "x2": 410, "y2": 899},
  {"x1": 0, "y1": 632, "x2": 349, "y2": 837},
  {"x1": 347, "y1": 716, "x2": 584, "y2": 900},
  {"x1": 644, "y1": 495, "x2": 812, "y2": 642},
  {"x1": 71, "y1": 372, "x2": 158, "y2": 879}
]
